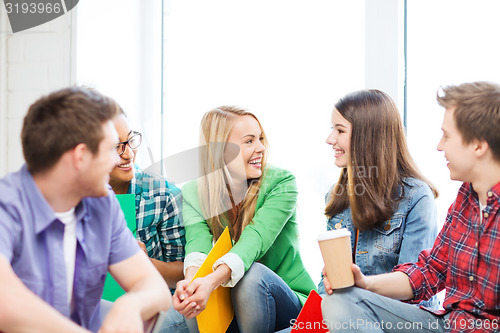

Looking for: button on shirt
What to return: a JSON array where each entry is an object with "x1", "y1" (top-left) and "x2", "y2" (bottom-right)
[
  {"x1": 394, "y1": 181, "x2": 500, "y2": 332},
  {"x1": 0, "y1": 166, "x2": 139, "y2": 332}
]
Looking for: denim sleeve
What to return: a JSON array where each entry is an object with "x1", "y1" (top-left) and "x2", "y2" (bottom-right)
[{"x1": 398, "y1": 183, "x2": 438, "y2": 265}]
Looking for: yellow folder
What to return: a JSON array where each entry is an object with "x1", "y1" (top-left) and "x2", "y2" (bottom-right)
[{"x1": 190, "y1": 227, "x2": 234, "y2": 333}]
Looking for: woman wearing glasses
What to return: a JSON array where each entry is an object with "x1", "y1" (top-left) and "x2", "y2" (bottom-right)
[{"x1": 109, "y1": 111, "x2": 188, "y2": 332}]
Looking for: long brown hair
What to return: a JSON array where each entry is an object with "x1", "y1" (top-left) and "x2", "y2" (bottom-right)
[
  {"x1": 325, "y1": 90, "x2": 438, "y2": 230},
  {"x1": 198, "y1": 106, "x2": 269, "y2": 242}
]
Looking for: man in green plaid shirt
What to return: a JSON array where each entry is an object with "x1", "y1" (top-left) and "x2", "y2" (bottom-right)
[
  {"x1": 109, "y1": 113, "x2": 185, "y2": 288},
  {"x1": 132, "y1": 165, "x2": 186, "y2": 276},
  {"x1": 109, "y1": 112, "x2": 188, "y2": 332}
]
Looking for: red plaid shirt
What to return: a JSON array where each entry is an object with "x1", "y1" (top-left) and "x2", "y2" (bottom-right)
[{"x1": 394, "y1": 181, "x2": 500, "y2": 333}]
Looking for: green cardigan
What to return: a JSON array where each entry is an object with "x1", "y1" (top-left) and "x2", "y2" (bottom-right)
[{"x1": 182, "y1": 165, "x2": 316, "y2": 305}]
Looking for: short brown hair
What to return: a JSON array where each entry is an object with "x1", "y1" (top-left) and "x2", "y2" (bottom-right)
[
  {"x1": 437, "y1": 81, "x2": 500, "y2": 161},
  {"x1": 22, "y1": 87, "x2": 120, "y2": 174}
]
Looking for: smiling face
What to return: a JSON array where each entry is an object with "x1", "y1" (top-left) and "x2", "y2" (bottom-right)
[
  {"x1": 109, "y1": 114, "x2": 138, "y2": 192},
  {"x1": 326, "y1": 108, "x2": 352, "y2": 168},
  {"x1": 437, "y1": 107, "x2": 477, "y2": 182},
  {"x1": 225, "y1": 115, "x2": 265, "y2": 180}
]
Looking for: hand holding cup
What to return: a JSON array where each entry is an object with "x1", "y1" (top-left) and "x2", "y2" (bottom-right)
[{"x1": 318, "y1": 228, "x2": 355, "y2": 290}]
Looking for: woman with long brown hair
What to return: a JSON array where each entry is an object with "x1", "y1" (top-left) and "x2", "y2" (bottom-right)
[
  {"x1": 173, "y1": 106, "x2": 315, "y2": 332},
  {"x1": 320, "y1": 90, "x2": 439, "y2": 304}
]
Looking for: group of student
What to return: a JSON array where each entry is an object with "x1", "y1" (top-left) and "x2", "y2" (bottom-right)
[{"x1": 0, "y1": 81, "x2": 498, "y2": 333}]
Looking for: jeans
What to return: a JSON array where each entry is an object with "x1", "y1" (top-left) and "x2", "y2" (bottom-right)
[
  {"x1": 318, "y1": 277, "x2": 440, "y2": 309},
  {"x1": 321, "y1": 287, "x2": 449, "y2": 333},
  {"x1": 159, "y1": 307, "x2": 189, "y2": 333},
  {"x1": 186, "y1": 263, "x2": 302, "y2": 333}
]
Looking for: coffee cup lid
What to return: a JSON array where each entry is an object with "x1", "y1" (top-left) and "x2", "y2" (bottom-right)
[{"x1": 317, "y1": 228, "x2": 351, "y2": 241}]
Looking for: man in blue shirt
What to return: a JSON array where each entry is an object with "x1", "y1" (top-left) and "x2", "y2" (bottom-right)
[{"x1": 0, "y1": 87, "x2": 171, "y2": 333}]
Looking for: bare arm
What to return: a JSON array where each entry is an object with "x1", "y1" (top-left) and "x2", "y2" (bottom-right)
[
  {"x1": 137, "y1": 241, "x2": 184, "y2": 286},
  {"x1": 100, "y1": 251, "x2": 171, "y2": 333},
  {"x1": 0, "y1": 256, "x2": 91, "y2": 333},
  {"x1": 324, "y1": 263, "x2": 414, "y2": 301},
  {"x1": 362, "y1": 270, "x2": 414, "y2": 300},
  {"x1": 150, "y1": 259, "x2": 184, "y2": 287}
]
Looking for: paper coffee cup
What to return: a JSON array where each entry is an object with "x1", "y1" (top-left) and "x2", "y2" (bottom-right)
[{"x1": 318, "y1": 228, "x2": 354, "y2": 289}]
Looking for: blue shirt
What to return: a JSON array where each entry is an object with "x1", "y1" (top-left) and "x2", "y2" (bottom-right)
[
  {"x1": 319, "y1": 177, "x2": 439, "y2": 307},
  {"x1": 129, "y1": 167, "x2": 185, "y2": 263},
  {"x1": 0, "y1": 166, "x2": 139, "y2": 332}
]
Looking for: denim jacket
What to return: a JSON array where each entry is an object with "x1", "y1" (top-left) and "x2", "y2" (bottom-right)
[{"x1": 319, "y1": 178, "x2": 439, "y2": 306}]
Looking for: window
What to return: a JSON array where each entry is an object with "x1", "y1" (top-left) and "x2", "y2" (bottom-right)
[
  {"x1": 406, "y1": 0, "x2": 500, "y2": 226},
  {"x1": 76, "y1": 0, "x2": 162, "y2": 168}
]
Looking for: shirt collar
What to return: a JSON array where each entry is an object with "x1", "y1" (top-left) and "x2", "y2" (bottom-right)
[
  {"x1": 466, "y1": 182, "x2": 478, "y2": 206},
  {"x1": 20, "y1": 165, "x2": 85, "y2": 234},
  {"x1": 127, "y1": 164, "x2": 141, "y2": 195},
  {"x1": 488, "y1": 181, "x2": 500, "y2": 205},
  {"x1": 128, "y1": 176, "x2": 137, "y2": 195},
  {"x1": 467, "y1": 181, "x2": 500, "y2": 207}
]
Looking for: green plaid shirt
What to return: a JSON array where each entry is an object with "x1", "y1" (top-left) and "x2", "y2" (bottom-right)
[{"x1": 128, "y1": 167, "x2": 185, "y2": 262}]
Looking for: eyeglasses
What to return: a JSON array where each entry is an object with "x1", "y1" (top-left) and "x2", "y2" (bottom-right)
[{"x1": 116, "y1": 132, "x2": 142, "y2": 156}]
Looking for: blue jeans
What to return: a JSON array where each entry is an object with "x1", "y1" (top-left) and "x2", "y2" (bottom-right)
[
  {"x1": 321, "y1": 287, "x2": 450, "y2": 333},
  {"x1": 159, "y1": 307, "x2": 189, "y2": 333},
  {"x1": 318, "y1": 278, "x2": 440, "y2": 309},
  {"x1": 186, "y1": 263, "x2": 302, "y2": 333}
]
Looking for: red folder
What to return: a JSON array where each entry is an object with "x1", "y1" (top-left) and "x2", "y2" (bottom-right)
[{"x1": 291, "y1": 290, "x2": 328, "y2": 332}]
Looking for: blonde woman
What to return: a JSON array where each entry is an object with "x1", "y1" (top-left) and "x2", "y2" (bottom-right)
[{"x1": 173, "y1": 106, "x2": 315, "y2": 332}]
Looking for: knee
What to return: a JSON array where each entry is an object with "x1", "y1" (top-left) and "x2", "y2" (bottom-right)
[
  {"x1": 232, "y1": 263, "x2": 270, "y2": 304},
  {"x1": 321, "y1": 287, "x2": 362, "y2": 322},
  {"x1": 233, "y1": 263, "x2": 268, "y2": 292}
]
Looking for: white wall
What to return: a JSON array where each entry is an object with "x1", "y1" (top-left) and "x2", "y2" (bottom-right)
[
  {"x1": 365, "y1": 0, "x2": 405, "y2": 110},
  {"x1": 0, "y1": 8, "x2": 75, "y2": 176},
  {"x1": 406, "y1": 0, "x2": 500, "y2": 227}
]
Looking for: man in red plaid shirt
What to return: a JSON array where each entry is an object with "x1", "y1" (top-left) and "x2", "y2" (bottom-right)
[{"x1": 321, "y1": 81, "x2": 500, "y2": 333}]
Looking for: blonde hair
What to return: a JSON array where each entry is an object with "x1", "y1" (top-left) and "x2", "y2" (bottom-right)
[{"x1": 199, "y1": 106, "x2": 269, "y2": 241}]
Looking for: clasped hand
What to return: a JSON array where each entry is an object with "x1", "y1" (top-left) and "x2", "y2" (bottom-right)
[{"x1": 173, "y1": 277, "x2": 212, "y2": 319}]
